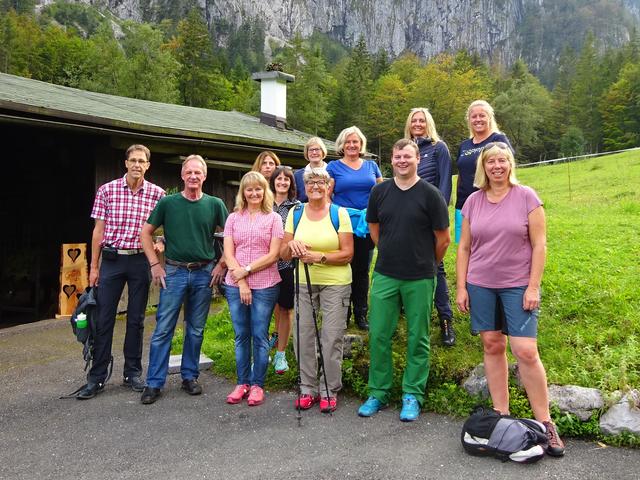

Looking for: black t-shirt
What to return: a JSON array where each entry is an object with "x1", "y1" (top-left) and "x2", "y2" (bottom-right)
[{"x1": 367, "y1": 178, "x2": 449, "y2": 280}]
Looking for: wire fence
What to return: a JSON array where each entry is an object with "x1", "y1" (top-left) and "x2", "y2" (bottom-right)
[{"x1": 518, "y1": 146, "x2": 640, "y2": 168}]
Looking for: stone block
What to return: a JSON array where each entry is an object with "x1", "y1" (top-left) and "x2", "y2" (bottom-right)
[
  {"x1": 343, "y1": 333, "x2": 363, "y2": 359},
  {"x1": 600, "y1": 390, "x2": 640, "y2": 435},
  {"x1": 168, "y1": 354, "x2": 214, "y2": 374},
  {"x1": 548, "y1": 384, "x2": 604, "y2": 421},
  {"x1": 462, "y1": 363, "x2": 489, "y2": 399}
]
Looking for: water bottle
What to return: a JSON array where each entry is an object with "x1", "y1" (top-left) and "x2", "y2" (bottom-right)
[{"x1": 76, "y1": 313, "x2": 87, "y2": 329}]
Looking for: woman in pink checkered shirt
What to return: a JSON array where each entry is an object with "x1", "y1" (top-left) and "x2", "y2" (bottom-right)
[{"x1": 223, "y1": 171, "x2": 284, "y2": 407}]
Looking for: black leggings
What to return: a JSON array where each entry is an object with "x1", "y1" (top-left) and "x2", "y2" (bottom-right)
[{"x1": 350, "y1": 234, "x2": 374, "y2": 317}]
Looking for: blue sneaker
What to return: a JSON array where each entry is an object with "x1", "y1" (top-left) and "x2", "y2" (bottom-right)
[
  {"x1": 273, "y1": 351, "x2": 289, "y2": 374},
  {"x1": 399, "y1": 394, "x2": 420, "y2": 422},
  {"x1": 358, "y1": 396, "x2": 387, "y2": 417}
]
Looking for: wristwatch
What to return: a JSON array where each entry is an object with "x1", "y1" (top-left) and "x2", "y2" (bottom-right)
[
  {"x1": 244, "y1": 264, "x2": 252, "y2": 273},
  {"x1": 320, "y1": 253, "x2": 327, "y2": 264}
]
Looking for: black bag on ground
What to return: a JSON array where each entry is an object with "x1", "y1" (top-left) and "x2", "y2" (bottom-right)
[
  {"x1": 69, "y1": 287, "x2": 98, "y2": 366},
  {"x1": 461, "y1": 406, "x2": 548, "y2": 463}
]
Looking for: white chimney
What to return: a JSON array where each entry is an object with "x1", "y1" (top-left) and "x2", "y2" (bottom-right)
[{"x1": 252, "y1": 71, "x2": 295, "y2": 129}]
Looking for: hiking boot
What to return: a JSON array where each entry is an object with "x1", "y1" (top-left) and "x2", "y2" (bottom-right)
[
  {"x1": 399, "y1": 394, "x2": 420, "y2": 422},
  {"x1": 226, "y1": 384, "x2": 250, "y2": 404},
  {"x1": 122, "y1": 376, "x2": 145, "y2": 392},
  {"x1": 247, "y1": 385, "x2": 264, "y2": 406},
  {"x1": 440, "y1": 317, "x2": 456, "y2": 346},
  {"x1": 140, "y1": 387, "x2": 161, "y2": 405},
  {"x1": 268, "y1": 332, "x2": 279, "y2": 350},
  {"x1": 76, "y1": 382, "x2": 104, "y2": 400},
  {"x1": 355, "y1": 314, "x2": 369, "y2": 331},
  {"x1": 358, "y1": 396, "x2": 387, "y2": 417},
  {"x1": 181, "y1": 378, "x2": 202, "y2": 395},
  {"x1": 320, "y1": 396, "x2": 337, "y2": 413},
  {"x1": 543, "y1": 421, "x2": 566, "y2": 457},
  {"x1": 294, "y1": 394, "x2": 319, "y2": 410},
  {"x1": 273, "y1": 351, "x2": 289, "y2": 374}
]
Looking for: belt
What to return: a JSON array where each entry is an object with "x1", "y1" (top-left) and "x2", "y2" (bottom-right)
[
  {"x1": 165, "y1": 259, "x2": 211, "y2": 270},
  {"x1": 117, "y1": 248, "x2": 144, "y2": 255}
]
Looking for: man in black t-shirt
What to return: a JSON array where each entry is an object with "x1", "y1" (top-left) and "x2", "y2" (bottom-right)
[{"x1": 358, "y1": 139, "x2": 450, "y2": 422}]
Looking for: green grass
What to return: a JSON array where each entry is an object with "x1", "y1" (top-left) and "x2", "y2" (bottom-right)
[{"x1": 172, "y1": 151, "x2": 640, "y2": 443}]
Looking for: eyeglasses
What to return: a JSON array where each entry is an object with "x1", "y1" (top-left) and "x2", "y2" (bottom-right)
[
  {"x1": 127, "y1": 158, "x2": 149, "y2": 165},
  {"x1": 484, "y1": 142, "x2": 509, "y2": 150},
  {"x1": 305, "y1": 179, "x2": 327, "y2": 187},
  {"x1": 308, "y1": 148, "x2": 323, "y2": 153}
]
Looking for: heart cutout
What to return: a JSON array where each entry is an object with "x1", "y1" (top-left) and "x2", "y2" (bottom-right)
[
  {"x1": 63, "y1": 284, "x2": 77, "y2": 299},
  {"x1": 67, "y1": 248, "x2": 81, "y2": 263}
]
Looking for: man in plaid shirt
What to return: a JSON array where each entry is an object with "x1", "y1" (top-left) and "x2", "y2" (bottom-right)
[{"x1": 76, "y1": 144, "x2": 165, "y2": 400}]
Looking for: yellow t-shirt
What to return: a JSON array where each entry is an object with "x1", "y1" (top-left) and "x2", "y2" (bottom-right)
[{"x1": 285, "y1": 206, "x2": 353, "y2": 285}]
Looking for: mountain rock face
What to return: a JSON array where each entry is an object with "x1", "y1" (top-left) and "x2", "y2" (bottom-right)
[{"x1": 37, "y1": 0, "x2": 640, "y2": 71}]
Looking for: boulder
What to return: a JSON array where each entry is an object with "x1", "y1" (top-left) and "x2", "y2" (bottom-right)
[
  {"x1": 548, "y1": 385, "x2": 604, "y2": 421},
  {"x1": 600, "y1": 390, "x2": 640, "y2": 436},
  {"x1": 462, "y1": 364, "x2": 489, "y2": 399},
  {"x1": 343, "y1": 334, "x2": 363, "y2": 359}
]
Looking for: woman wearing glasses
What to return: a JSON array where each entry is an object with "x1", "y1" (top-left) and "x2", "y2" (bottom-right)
[
  {"x1": 294, "y1": 138, "x2": 329, "y2": 202},
  {"x1": 404, "y1": 108, "x2": 455, "y2": 346},
  {"x1": 455, "y1": 143, "x2": 565, "y2": 457},
  {"x1": 455, "y1": 100, "x2": 513, "y2": 242},
  {"x1": 327, "y1": 126, "x2": 382, "y2": 330},
  {"x1": 252, "y1": 150, "x2": 281, "y2": 181},
  {"x1": 269, "y1": 166, "x2": 300, "y2": 374},
  {"x1": 280, "y1": 168, "x2": 353, "y2": 412}
]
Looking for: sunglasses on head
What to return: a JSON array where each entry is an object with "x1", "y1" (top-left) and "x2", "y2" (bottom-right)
[{"x1": 484, "y1": 141, "x2": 509, "y2": 150}]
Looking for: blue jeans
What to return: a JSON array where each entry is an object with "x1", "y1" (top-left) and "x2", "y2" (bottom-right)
[
  {"x1": 225, "y1": 285, "x2": 279, "y2": 387},
  {"x1": 146, "y1": 263, "x2": 213, "y2": 388}
]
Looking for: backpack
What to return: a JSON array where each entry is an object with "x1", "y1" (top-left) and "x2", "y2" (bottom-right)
[
  {"x1": 292, "y1": 203, "x2": 340, "y2": 233},
  {"x1": 461, "y1": 406, "x2": 548, "y2": 463}
]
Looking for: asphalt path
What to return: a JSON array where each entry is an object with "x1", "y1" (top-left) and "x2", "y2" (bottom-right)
[{"x1": 1, "y1": 318, "x2": 638, "y2": 480}]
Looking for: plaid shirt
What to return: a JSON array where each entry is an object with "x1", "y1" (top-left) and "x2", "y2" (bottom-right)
[{"x1": 91, "y1": 175, "x2": 165, "y2": 249}]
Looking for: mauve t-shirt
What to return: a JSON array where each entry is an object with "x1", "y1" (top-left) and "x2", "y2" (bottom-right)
[{"x1": 461, "y1": 184, "x2": 543, "y2": 288}]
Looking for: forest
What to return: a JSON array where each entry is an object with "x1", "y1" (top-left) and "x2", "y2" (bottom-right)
[{"x1": 1, "y1": 0, "x2": 639, "y2": 164}]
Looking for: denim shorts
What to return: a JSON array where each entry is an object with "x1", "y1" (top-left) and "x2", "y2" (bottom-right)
[{"x1": 467, "y1": 283, "x2": 539, "y2": 338}]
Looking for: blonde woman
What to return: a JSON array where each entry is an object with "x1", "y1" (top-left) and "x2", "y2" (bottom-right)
[
  {"x1": 224, "y1": 171, "x2": 283, "y2": 406},
  {"x1": 252, "y1": 151, "x2": 281, "y2": 180}
]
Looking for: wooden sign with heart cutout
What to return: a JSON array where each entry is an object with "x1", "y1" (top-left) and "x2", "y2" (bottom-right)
[
  {"x1": 62, "y1": 284, "x2": 77, "y2": 299},
  {"x1": 57, "y1": 243, "x2": 88, "y2": 318},
  {"x1": 67, "y1": 248, "x2": 81, "y2": 263}
]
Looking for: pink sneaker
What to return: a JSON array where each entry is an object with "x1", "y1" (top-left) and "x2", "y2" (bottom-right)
[
  {"x1": 226, "y1": 384, "x2": 250, "y2": 404},
  {"x1": 294, "y1": 394, "x2": 320, "y2": 410},
  {"x1": 320, "y1": 396, "x2": 337, "y2": 413},
  {"x1": 247, "y1": 385, "x2": 264, "y2": 406}
]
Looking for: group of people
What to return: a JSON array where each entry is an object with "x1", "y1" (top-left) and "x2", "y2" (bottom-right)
[{"x1": 78, "y1": 98, "x2": 564, "y2": 457}]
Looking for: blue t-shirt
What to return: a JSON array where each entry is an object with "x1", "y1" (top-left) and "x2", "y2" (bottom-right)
[
  {"x1": 455, "y1": 132, "x2": 513, "y2": 210},
  {"x1": 326, "y1": 159, "x2": 382, "y2": 210}
]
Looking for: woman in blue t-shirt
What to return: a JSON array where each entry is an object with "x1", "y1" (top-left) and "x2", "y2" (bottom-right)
[
  {"x1": 455, "y1": 100, "x2": 513, "y2": 242},
  {"x1": 327, "y1": 126, "x2": 382, "y2": 330}
]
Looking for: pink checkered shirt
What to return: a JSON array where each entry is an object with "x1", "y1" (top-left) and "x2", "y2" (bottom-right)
[
  {"x1": 223, "y1": 210, "x2": 284, "y2": 289},
  {"x1": 91, "y1": 175, "x2": 165, "y2": 249}
]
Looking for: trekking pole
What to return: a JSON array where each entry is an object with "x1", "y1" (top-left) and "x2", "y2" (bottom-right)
[
  {"x1": 303, "y1": 262, "x2": 332, "y2": 416},
  {"x1": 294, "y1": 258, "x2": 302, "y2": 426}
]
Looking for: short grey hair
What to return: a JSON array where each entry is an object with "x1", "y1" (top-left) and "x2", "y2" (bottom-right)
[{"x1": 303, "y1": 167, "x2": 331, "y2": 183}]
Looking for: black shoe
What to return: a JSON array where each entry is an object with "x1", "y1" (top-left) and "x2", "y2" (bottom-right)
[
  {"x1": 355, "y1": 314, "x2": 369, "y2": 331},
  {"x1": 440, "y1": 318, "x2": 456, "y2": 346},
  {"x1": 141, "y1": 387, "x2": 161, "y2": 404},
  {"x1": 76, "y1": 382, "x2": 104, "y2": 400},
  {"x1": 181, "y1": 378, "x2": 202, "y2": 396},
  {"x1": 122, "y1": 376, "x2": 146, "y2": 392}
]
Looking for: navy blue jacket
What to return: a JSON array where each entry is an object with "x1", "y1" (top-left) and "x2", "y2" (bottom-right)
[{"x1": 415, "y1": 137, "x2": 453, "y2": 205}]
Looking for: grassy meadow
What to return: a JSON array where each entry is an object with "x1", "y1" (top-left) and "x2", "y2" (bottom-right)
[{"x1": 175, "y1": 150, "x2": 639, "y2": 439}]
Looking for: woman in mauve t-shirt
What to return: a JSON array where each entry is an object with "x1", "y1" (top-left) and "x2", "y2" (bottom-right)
[{"x1": 455, "y1": 143, "x2": 565, "y2": 457}]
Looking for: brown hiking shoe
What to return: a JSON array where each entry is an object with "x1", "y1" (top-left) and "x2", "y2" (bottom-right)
[{"x1": 543, "y1": 421, "x2": 565, "y2": 457}]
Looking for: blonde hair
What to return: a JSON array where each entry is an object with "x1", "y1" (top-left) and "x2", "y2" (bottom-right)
[
  {"x1": 182, "y1": 154, "x2": 207, "y2": 175},
  {"x1": 473, "y1": 143, "x2": 519, "y2": 190},
  {"x1": 302, "y1": 167, "x2": 331, "y2": 183},
  {"x1": 234, "y1": 171, "x2": 274, "y2": 213},
  {"x1": 466, "y1": 100, "x2": 500, "y2": 138},
  {"x1": 335, "y1": 126, "x2": 367, "y2": 156},
  {"x1": 304, "y1": 137, "x2": 328, "y2": 161},
  {"x1": 251, "y1": 151, "x2": 281, "y2": 172},
  {"x1": 403, "y1": 108, "x2": 441, "y2": 143}
]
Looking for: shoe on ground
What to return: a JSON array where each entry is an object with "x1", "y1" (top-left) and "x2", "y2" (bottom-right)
[
  {"x1": 355, "y1": 314, "x2": 369, "y2": 331},
  {"x1": 399, "y1": 393, "x2": 420, "y2": 422},
  {"x1": 247, "y1": 385, "x2": 264, "y2": 406},
  {"x1": 181, "y1": 378, "x2": 202, "y2": 395},
  {"x1": 226, "y1": 384, "x2": 250, "y2": 404},
  {"x1": 76, "y1": 382, "x2": 104, "y2": 400},
  {"x1": 268, "y1": 332, "x2": 279, "y2": 350},
  {"x1": 320, "y1": 396, "x2": 337, "y2": 413},
  {"x1": 140, "y1": 387, "x2": 161, "y2": 405},
  {"x1": 122, "y1": 376, "x2": 145, "y2": 392},
  {"x1": 543, "y1": 421, "x2": 566, "y2": 456},
  {"x1": 440, "y1": 317, "x2": 456, "y2": 347},
  {"x1": 358, "y1": 396, "x2": 388, "y2": 417},
  {"x1": 294, "y1": 394, "x2": 319, "y2": 410},
  {"x1": 273, "y1": 351, "x2": 289, "y2": 374}
]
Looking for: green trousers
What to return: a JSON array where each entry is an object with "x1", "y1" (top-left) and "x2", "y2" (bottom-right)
[{"x1": 367, "y1": 272, "x2": 435, "y2": 406}]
